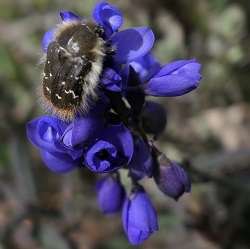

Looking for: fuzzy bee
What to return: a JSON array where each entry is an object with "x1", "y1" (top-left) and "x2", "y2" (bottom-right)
[{"x1": 41, "y1": 19, "x2": 114, "y2": 119}]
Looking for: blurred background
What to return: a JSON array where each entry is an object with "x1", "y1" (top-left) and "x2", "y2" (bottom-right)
[{"x1": 1, "y1": 0, "x2": 250, "y2": 248}]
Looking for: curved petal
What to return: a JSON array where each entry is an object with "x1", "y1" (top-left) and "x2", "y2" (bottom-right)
[
  {"x1": 26, "y1": 116, "x2": 67, "y2": 153},
  {"x1": 111, "y1": 27, "x2": 155, "y2": 64},
  {"x1": 61, "y1": 115, "x2": 105, "y2": 148},
  {"x1": 42, "y1": 29, "x2": 54, "y2": 53},
  {"x1": 100, "y1": 67, "x2": 122, "y2": 91},
  {"x1": 93, "y1": 2, "x2": 123, "y2": 35},
  {"x1": 129, "y1": 138, "x2": 153, "y2": 181},
  {"x1": 130, "y1": 52, "x2": 161, "y2": 82},
  {"x1": 100, "y1": 124, "x2": 134, "y2": 164},
  {"x1": 37, "y1": 117, "x2": 62, "y2": 141},
  {"x1": 146, "y1": 74, "x2": 200, "y2": 96},
  {"x1": 145, "y1": 60, "x2": 202, "y2": 97},
  {"x1": 95, "y1": 173, "x2": 125, "y2": 214},
  {"x1": 60, "y1": 11, "x2": 81, "y2": 22},
  {"x1": 127, "y1": 227, "x2": 153, "y2": 245},
  {"x1": 154, "y1": 59, "x2": 197, "y2": 77},
  {"x1": 41, "y1": 150, "x2": 80, "y2": 173},
  {"x1": 85, "y1": 140, "x2": 118, "y2": 172},
  {"x1": 122, "y1": 186, "x2": 158, "y2": 245},
  {"x1": 128, "y1": 187, "x2": 158, "y2": 230},
  {"x1": 85, "y1": 124, "x2": 134, "y2": 173},
  {"x1": 122, "y1": 196, "x2": 130, "y2": 234},
  {"x1": 152, "y1": 149, "x2": 191, "y2": 200}
]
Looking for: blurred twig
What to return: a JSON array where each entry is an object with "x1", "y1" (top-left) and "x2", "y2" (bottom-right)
[{"x1": 183, "y1": 160, "x2": 250, "y2": 194}]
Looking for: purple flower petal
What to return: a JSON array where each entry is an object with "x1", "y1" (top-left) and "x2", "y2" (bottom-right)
[
  {"x1": 122, "y1": 185, "x2": 158, "y2": 245},
  {"x1": 61, "y1": 114, "x2": 105, "y2": 149},
  {"x1": 95, "y1": 173, "x2": 125, "y2": 214},
  {"x1": 130, "y1": 52, "x2": 161, "y2": 83},
  {"x1": 85, "y1": 123, "x2": 134, "y2": 173},
  {"x1": 99, "y1": 124, "x2": 134, "y2": 163},
  {"x1": 153, "y1": 151, "x2": 191, "y2": 200},
  {"x1": 41, "y1": 150, "x2": 81, "y2": 173},
  {"x1": 153, "y1": 59, "x2": 197, "y2": 77},
  {"x1": 42, "y1": 29, "x2": 54, "y2": 53},
  {"x1": 85, "y1": 140, "x2": 118, "y2": 172},
  {"x1": 111, "y1": 27, "x2": 155, "y2": 64},
  {"x1": 26, "y1": 116, "x2": 68, "y2": 153},
  {"x1": 145, "y1": 59, "x2": 202, "y2": 97},
  {"x1": 69, "y1": 149, "x2": 84, "y2": 160},
  {"x1": 126, "y1": 226, "x2": 153, "y2": 245},
  {"x1": 60, "y1": 11, "x2": 81, "y2": 22},
  {"x1": 129, "y1": 138, "x2": 153, "y2": 181},
  {"x1": 100, "y1": 67, "x2": 122, "y2": 92},
  {"x1": 93, "y1": 2, "x2": 123, "y2": 37}
]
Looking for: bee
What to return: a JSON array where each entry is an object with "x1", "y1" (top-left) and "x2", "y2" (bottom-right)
[{"x1": 40, "y1": 18, "x2": 114, "y2": 119}]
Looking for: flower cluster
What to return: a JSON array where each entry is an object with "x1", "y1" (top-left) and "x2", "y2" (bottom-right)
[{"x1": 27, "y1": 2, "x2": 201, "y2": 245}]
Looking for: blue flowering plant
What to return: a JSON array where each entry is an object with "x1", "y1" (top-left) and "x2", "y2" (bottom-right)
[{"x1": 27, "y1": 2, "x2": 202, "y2": 245}]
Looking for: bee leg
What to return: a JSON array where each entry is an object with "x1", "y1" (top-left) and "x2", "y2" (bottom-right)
[
  {"x1": 105, "y1": 40, "x2": 116, "y2": 55},
  {"x1": 95, "y1": 25, "x2": 105, "y2": 37}
]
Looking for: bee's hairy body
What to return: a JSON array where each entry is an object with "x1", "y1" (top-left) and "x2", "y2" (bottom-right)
[{"x1": 41, "y1": 19, "x2": 111, "y2": 119}]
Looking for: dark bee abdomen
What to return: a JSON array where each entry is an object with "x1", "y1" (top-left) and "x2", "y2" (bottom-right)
[
  {"x1": 43, "y1": 41, "x2": 92, "y2": 113},
  {"x1": 41, "y1": 19, "x2": 110, "y2": 119}
]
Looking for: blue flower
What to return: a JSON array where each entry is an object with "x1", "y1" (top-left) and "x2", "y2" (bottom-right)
[
  {"x1": 153, "y1": 150, "x2": 191, "y2": 200},
  {"x1": 95, "y1": 173, "x2": 125, "y2": 215},
  {"x1": 27, "y1": 1, "x2": 204, "y2": 245},
  {"x1": 41, "y1": 150, "x2": 82, "y2": 173},
  {"x1": 100, "y1": 68, "x2": 122, "y2": 92},
  {"x1": 27, "y1": 115, "x2": 68, "y2": 153},
  {"x1": 92, "y1": 1, "x2": 123, "y2": 38},
  {"x1": 26, "y1": 116, "x2": 83, "y2": 173},
  {"x1": 110, "y1": 27, "x2": 155, "y2": 64},
  {"x1": 61, "y1": 113, "x2": 106, "y2": 149},
  {"x1": 122, "y1": 185, "x2": 158, "y2": 245},
  {"x1": 130, "y1": 52, "x2": 161, "y2": 83},
  {"x1": 129, "y1": 137, "x2": 153, "y2": 181},
  {"x1": 42, "y1": 29, "x2": 54, "y2": 53},
  {"x1": 85, "y1": 123, "x2": 134, "y2": 173},
  {"x1": 145, "y1": 59, "x2": 202, "y2": 97},
  {"x1": 60, "y1": 11, "x2": 81, "y2": 22}
]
